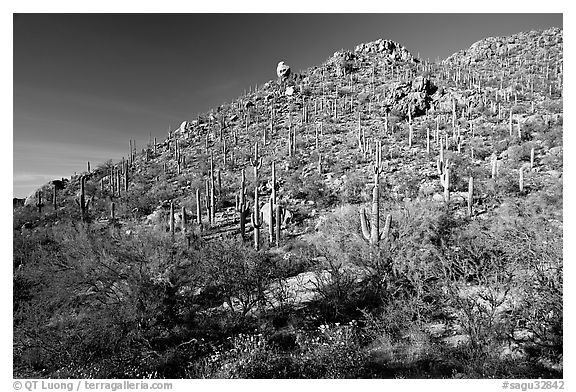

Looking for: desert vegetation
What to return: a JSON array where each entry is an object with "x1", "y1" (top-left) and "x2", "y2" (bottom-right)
[{"x1": 14, "y1": 27, "x2": 562, "y2": 378}]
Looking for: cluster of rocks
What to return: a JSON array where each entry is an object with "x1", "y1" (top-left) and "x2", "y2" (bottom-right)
[
  {"x1": 354, "y1": 38, "x2": 415, "y2": 62},
  {"x1": 382, "y1": 75, "x2": 438, "y2": 116},
  {"x1": 444, "y1": 27, "x2": 562, "y2": 66}
]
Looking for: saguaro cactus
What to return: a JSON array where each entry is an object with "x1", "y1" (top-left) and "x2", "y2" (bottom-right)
[
  {"x1": 36, "y1": 191, "x2": 44, "y2": 214},
  {"x1": 250, "y1": 142, "x2": 263, "y2": 181},
  {"x1": 436, "y1": 139, "x2": 446, "y2": 175},
  {"x1": 124, "y1": 162, "x2": 129, "y2": 192},
  {"x1": 196, "y1": 188, "x2": 202, "y2": 226},
  {"x1": 275, "y1": 204, "x2": 281, "y2": 247},
  {"x1": 75, "y1": 175, "x2": 91, "y2": 222},
  {"x1": 181, "y1": 206, "x2": 187, "y2": 241},
  {"x1": 251, "y1": 188, "x2": 263, "y2": 251},
  {"x1": 360, "y1": 141, "x2": 389, "y2": 246},
  {"x1": 117, "y1": 168, "x2": 122, "y2": 197},
  {"x1": 205, "y1": 180, "x2": 212, "y2": 225},
  {"x1": 509, "y1": 109, "x2": 513, "y2": 137},
  {"x1": 52, "y1": 185, "x2": 57, "y2": 210},
  {"x1": 357, "y1": 112, "x2": 363, "y2": 151},
  {"x1": 271, "y1": 161, "x2": 277, "y2": 206},
  {"x1": 268, "y1": 195, "x2": 275, "y2": 244},
  {"x1": 169, "y1": 202, "x2": 175, "y2": 236},
  {"x1": 249, "y1": 142, "x2": 264, "y2": 250},
  {"x1": 287, "y1": 124, "x2": 297, "y2": 157},
  {"x1": 467, "y1": 177, "x2": 474, "y2": 217},
  {"x1": 235, "y1": 168, "x2": 250, "y2": 240},
  {"x1": 440, "y1": 167, "x2": 450, "y2": 202},
  {"x1": 491, "y1": 154, "x2": 498, "y2": 179},
  {"x1": 222, "y1": 139, "x2": 228, "y2": 166},
  {"x1": 209, "y1": 153, "x2": 216, "y2": 222}
]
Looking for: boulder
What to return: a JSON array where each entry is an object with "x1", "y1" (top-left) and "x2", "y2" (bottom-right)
[
  {"x1": 276, "y1": 61, "x2": 291, "y2": 80},
  {"x1": 179, "y1": 121, "x2": 191, "y2": 132},
  {"x1": 262, "y1": 201, "x2": 293, "y2": 228}
]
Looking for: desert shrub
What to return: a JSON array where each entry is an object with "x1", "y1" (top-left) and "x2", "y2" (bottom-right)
[
  {"x1": 277, "y1": 240, "x2": 320, "y2": 277},
  {"x1": 541, "y1": 100, "x2": 562, "y2": 114},
  {"x1": 199, "y1": 238, "x2": 274, "y2": 316},
  {"x1": 338, "y1": 171, "x2": 367, "y2": 204},
  {"x1": 391, "y1": 170, "x2": 423, "y2": 200},
  {"x1": 537, "y1": 126, "x2": 563, "y2": 149},
  {"x1": 122, "y1": 180, "x2": 177, "y2": 218},
  {"x1": 506, "y1": 144, "x2": 530, "y2": 163},
  {"x1": 314, "y1": 204, "x2": 364, "y2": 256},
  {"x1": 311, "y1": 257, "x2": 361, "y2": 321},
  {"x1": 284, "y1": 171, "x2": 335, "y2": 208},
  {"x1": 13, "y1": 222, "x2": 207, "y2": 378},
  {"x1": 469, "y1": 137, "x2": 492, "y2": 160},
  {"x1": 540, "y1": 153, "x2": 562, "y2": 171}
]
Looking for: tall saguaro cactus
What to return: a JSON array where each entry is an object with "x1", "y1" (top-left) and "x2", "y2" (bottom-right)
[
  {"x1": 251, "y1": 188, "x2": 263, "y2": 251},
  {"x1": 275, "y1": 204, "x2": 281, "y2": 247},
  {"x1": 205, "y1": 180, "x2": 212, "y2": 225},
  {"x1": 209, "y1": 153, "x2": 216, "y2": 223},
  {"x1": 52, "y1": 184, "x2": 57, "y2": 210},
  {"x1": 75, "y1": 175, "x2": 91, "y2": 222},
  {"x1": 124, "y1": 161, "x2": 129, "y2": 192},
  {"x1": 36, "y1": 191, "x2": 44, "y2": 214},
  {"x1": 467, "y1": 177, "x2": 474, "y2": 217},
  {"x1": 169, "y1": 202, "x2": 175, "y2": 236},
  {"x1": 271, "y1": 161, "x2": 277, "y2": 207},
  {"x1": 235, "y1": 168, "x2": 249, "y2": 240},
  {"x1": 360, "y1": 141, "x2": 389, "y2": 246},
  {"x1": 196, "y1": 188, "x2": 202, "y2": 226},
  {"x1": 268, "y1": 195, "x2": 275, "y2": 244},
  {"x1": 440, "y1": 167, "x2": 450, "y2": 203},
  {"x1": 250, "y1": 142, "x2": 263, "y2": 250}
]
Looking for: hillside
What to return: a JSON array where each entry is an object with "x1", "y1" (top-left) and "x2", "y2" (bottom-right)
[{"x1": 13, "y1": 28, "x2": 563, "y2": 379}]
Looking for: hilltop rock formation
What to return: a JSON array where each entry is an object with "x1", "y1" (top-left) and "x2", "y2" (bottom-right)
[
  {"x1": 444, "y1": 27, "x2": 562, "y2": 65},
  {"x1": 354, "y1": 38, "x2": 415, "y2": 62}
]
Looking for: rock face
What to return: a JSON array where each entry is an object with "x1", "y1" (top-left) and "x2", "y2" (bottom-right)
[
  {"x1": 382, "y1": 76, "x2": 438, "y2": 117},
  {"x1": 276, "y1": 61, "x2": 291, "y2": 80},
  {"x1": 354, "y1": 39, "x2": 415, "y2": 62},
  {"x1": 333, "y1": 51, "x2": 358, "y2": 76},
  {"x1": 444, "y1": 27, "x2": 562, "y2": 65}
]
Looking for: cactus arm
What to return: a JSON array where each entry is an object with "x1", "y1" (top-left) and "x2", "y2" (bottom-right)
[{"x1": 360, "y1": 209, "x2": 371, "y2": 241}]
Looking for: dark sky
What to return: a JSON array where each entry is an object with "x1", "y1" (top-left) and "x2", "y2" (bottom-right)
[{"x1": 13, "y1": 13, "x2": 562, "y2": 198}]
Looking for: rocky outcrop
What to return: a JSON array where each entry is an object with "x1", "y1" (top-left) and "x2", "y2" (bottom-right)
[
  {"x1": 276, "y1": 61, "x2": 291, "y2": 80},
  {"x1": 444, "y1": 27, "x2": 562, "y2": 65},
  {"x1": 354, "y1": 38, "x2": 415, "y2": 62}
]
